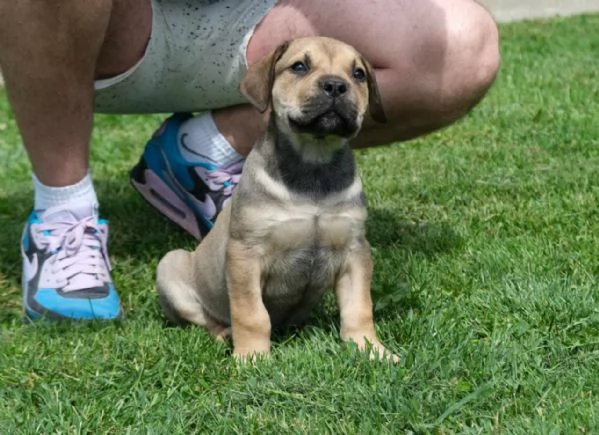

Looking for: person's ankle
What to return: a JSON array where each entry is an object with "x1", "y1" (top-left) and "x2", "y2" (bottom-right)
[
  {"x1": 33, "y1": 171, "x2": 98, "y2": 213},
  {"x1": 176, "y1": 112, "x2": 244, "y2": 167}
]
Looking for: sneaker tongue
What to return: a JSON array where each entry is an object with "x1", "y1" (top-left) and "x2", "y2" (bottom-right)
[{"x1": 41, "y1": 203, "x2": 99, "y2": 223}]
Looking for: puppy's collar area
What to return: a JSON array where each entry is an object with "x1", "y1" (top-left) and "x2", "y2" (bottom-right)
[
  {"x1": 266, "y1": 129, "x2": 357, "y2": 197},
  {"x1": 273, "y1": 118, "x2": 348, "y2": 164},
  {"x1": 288, "y1": 133, "x2": 347, "y2": 165}
]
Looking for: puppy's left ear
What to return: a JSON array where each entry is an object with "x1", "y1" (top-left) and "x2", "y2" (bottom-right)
[
  {"x1": 240, "y1": 41, "x2": 290, "y2": 113},
  {"x1": 361, "y1": 57, "x2": 387, "y2": 124}
]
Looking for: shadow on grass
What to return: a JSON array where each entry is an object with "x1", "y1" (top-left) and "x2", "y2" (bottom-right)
[
  {"x1": 367, "y1": 207, "x2": 464, "y2": 316},
  {"x1": 367, "y1": 207, "x2": 463, "y2": 257},
  {"x1": 0, "y1": 187, "x2": 34, "y2": 324}
]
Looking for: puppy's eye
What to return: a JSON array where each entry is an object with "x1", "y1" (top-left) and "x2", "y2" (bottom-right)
[
  {"x1": 290, "y1": 61, "x2": 309, "y2": 74},
  {"x1": 352, "y1": 67, "x2": 366, "y2": 82}
]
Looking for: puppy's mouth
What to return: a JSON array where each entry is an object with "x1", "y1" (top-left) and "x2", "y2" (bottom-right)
[{"x1": 288, "y1": 101, "x2": 360, "y2": 138}]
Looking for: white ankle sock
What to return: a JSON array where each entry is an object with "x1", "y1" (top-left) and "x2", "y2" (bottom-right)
[
  {"x1": 33, "y1": 172, "x2": 98, "y2": 213},
  {"x1": 176, "y1": 112, "x2": 243, "y2": 167}
]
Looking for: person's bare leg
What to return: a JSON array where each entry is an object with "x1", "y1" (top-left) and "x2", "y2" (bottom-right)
[
  {"x1": 0, "y1": 0, "x2": 152, "y2": 320},
  {"x1": 212, "y1": 105, "x2": 268, "y2": 157},
  {"x1": 0, "y1": 0, "x2": 151, "y2": 187},
  {"x1": 213, "y1": 0, "x2": 499, "y2": 156}
]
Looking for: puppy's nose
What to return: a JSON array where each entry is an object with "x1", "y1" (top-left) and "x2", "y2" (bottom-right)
[{"x1": 320, "y1": 77, "x2": 348, "y2": 98}]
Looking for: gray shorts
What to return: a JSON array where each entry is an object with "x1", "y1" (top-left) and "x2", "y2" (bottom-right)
[{"x1": 94, "y1": 0, "x2": 278, "y2": 114}]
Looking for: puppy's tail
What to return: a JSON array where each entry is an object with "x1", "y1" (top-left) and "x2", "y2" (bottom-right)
[{"x1": 156, "y1": 249, "x2": 207, "y2": 327}]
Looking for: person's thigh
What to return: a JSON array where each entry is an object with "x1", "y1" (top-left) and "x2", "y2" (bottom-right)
[
  {"x1": 93, "y1": 0, "x2": 498, "y2": 142},
  {"x1": 248, "y1": 0, "x2": 499, "y2": 141},
  {"x1": 94, "y1": 0, "x2": 278, "y2": 114}
]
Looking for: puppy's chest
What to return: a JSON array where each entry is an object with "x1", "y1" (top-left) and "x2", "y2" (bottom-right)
[
  {"x1": 251, "y1": 200, "x2": 366, "y2": 324},
  {"x1": 256, "y1": 201, "x2": 366, "y2": 255}
]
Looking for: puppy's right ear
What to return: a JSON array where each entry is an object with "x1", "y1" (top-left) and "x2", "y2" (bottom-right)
[
  {"x1": 240, "y1": 41, "x2": 290, "y2": 113},
  {"x1": 361, "y1": 56, "x2": 387, "y2": 124}
]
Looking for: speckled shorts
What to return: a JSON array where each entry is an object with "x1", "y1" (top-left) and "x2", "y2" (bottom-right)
[{"x1": 93, "y1": 0, "x2": 278, "y2": 114}]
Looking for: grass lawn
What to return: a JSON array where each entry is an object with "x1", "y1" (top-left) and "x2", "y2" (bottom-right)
[{"x1": 1, "y1": 13, "x2": 599, "y2": 433}]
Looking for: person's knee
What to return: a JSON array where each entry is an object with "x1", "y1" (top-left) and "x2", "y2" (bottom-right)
[
  {"x1": 446, "y1": 3, "x2": 500, "y2": 102},
  {"x1": 369, "y1": 1, "x2": 500, "y2": 140}
]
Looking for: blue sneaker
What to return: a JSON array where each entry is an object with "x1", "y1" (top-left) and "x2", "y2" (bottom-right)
[
  {"x1": 21, "y1": 204, "x2": 122, "y2": 321},
  {"x1": 130, "y1": 113, "x2": 243, "y2": 239}
]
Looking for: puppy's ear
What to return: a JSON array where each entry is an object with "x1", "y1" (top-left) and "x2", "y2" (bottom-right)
[
  {"x1": 240, "y1": 41, "x2": 290, "y2": 113},
  {"x1": 361, "y1": 57, "x2": 387, "y2": 124}
]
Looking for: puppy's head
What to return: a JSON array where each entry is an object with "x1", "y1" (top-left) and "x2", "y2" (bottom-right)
[{"x1": 241, "y1": 37, "x2": 386, "y2": 140}]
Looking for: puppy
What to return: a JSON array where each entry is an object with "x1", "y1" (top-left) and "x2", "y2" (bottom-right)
[{"x1": 156, "y1": 36, "x2": 398, "y2": 362}]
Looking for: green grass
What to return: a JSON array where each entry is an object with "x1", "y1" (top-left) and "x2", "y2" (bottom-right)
[{"x1": 1, "y1": 14, "x2": 599, "y2": 433}]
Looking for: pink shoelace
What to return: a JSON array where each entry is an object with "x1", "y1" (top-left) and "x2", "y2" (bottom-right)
[
  {"x1": 35, "y1": 215, "x2": 111, "y2": 292},
  {"x1": 204, "y1": 160, "x2": 244, "y2": 196}
]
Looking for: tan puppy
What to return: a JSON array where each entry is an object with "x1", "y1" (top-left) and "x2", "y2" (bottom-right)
[{"x1": 156, "y1": 36, "x2": 398, "y2": 362}]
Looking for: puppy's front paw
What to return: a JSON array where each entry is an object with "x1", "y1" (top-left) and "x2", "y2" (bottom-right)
[
  {"x1": 346, "y1": 336, "x2": 400, "y2": 364},
  {"x1": 368, "y1": 342, "x2": 400, "y2": 364},
  {"x1": 233, "y1": 348, "x2": 271, "y2": 363},
  {"x1": 232, "y1": 340, "x2": 271, "y2": 363}
]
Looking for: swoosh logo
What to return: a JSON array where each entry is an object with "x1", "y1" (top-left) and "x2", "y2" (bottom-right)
[
  {"x1": 23, "y1": 251, "x2": 38, "y2": 280},
  {"x1": 160, "y1": 169, "x2": 218, "y2": 219},
  {"x1": 179, "y1": 133, "x2": 219, "y2": 164},
  {"x1": 188, "y1": 190, "x2": 218, "y2": 219},
  {"x1": 160, "y1": 148, "x2": 219, "y2": 220}
]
